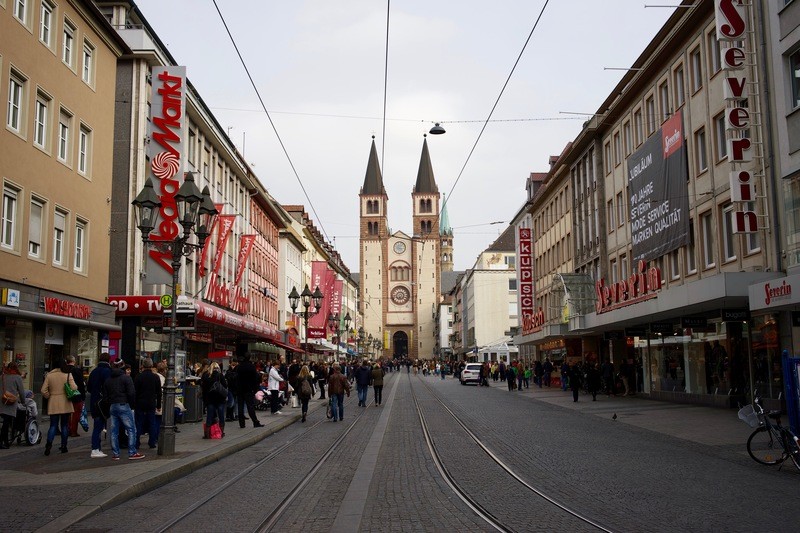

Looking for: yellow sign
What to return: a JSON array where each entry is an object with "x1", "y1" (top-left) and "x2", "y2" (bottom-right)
[
  {"x1": 160, "y1": 294, "x2": 173, "y2": 308},
  {"x1": 175, "y1": 283, "x2": 182, "y2": 296}
]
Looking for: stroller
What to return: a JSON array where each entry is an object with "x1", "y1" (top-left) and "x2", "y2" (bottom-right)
[
  {"x1": 11, "y1": 391, "x2": 41, "y2": 446},
  {"x1": 254, "y1": 388, "x2": 283, "y2": 411}
]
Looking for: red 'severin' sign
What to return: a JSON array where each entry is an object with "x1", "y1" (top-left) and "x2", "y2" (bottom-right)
[
  {"x1": 518, "y1": 227, "x2": 536, "y2": 335},
  {"x1": 595, "y1": 260, "x2": 662, "y2": 314},
  {"x1": 144, "y1": 67, "x2": 187, "y2": 285}
]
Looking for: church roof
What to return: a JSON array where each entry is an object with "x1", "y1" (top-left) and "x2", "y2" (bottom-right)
[
  {"x1": 439, "y1": 202, "x2": 452, "y2": 236},
  {"x1": 361, "y1": 137, "x2": 385, "y2": 196},
  {"x1": 413, "y1": 137, "x2": 438, "y2": 194},
  {"x1": 441, "y1": 270, "x2": 463, "y2": 294}
]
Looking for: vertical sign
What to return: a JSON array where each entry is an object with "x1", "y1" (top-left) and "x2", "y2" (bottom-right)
[
  {"x1": 518, "y1": 227, "x2": 535, "y2": 335},
  {"x1": 144, "y1": 66, "x2": 187, "y2": 285}
]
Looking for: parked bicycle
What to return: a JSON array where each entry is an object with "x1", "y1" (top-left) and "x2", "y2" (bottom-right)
[{"x1": 739, "y1": 395, "x2": 799, "y2": 471}]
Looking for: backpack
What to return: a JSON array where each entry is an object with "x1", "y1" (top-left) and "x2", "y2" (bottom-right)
[{"x1": 300, "y1": 378, "x2": 313, "y2": 399}]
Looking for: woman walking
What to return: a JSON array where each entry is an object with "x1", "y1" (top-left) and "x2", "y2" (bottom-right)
[
  {"x1": 371, "y1": 362, "x2": 384, "y2": 406},
  {"x1": 41, "y1": 359, "x2": 76, "y2": 455},
  {"x1": 296, "y1": 365, "x2": 315, "y2": 422},
  {"x1": 1, "y1": 362, "x2": 26, "y2": 449},
  {"x1": 200, "y1": 362, "x2": 227, "y2": 438}
]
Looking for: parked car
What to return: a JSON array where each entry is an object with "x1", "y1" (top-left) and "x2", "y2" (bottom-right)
[{"x1": 460, "y1": 363, "x2": 483, "y2": 385}]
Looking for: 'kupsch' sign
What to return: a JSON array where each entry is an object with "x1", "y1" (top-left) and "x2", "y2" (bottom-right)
[{"x1": 517, "y1": 227, "x2": 536, "y2": 335}]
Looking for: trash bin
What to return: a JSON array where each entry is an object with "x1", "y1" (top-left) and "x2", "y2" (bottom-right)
[{"x1": 183, "y1": 380, "x2": 203, "y2": 423}]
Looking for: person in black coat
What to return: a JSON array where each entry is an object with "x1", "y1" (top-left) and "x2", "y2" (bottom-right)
[
  {"x1": 224, "y1": 360, "x2": 238, "y2": 421},
  {"x1": 236, "y1": 354, "x2": 262, "y2": 428},
  {"x1": 65, "y1": 355, "x2": 86, "y2": 438},
  {"x1": 201, "y1": 362, "x2": 227, "y2": 438},
  {"x1": 570, "y1": 363, "x2": 583, "y2": 403},
  {"x1": 134, "y1": 358, "x2": 162, "y2": 449},
  {"x1": 86, "y1": 354, "x2": 112, "y2": 457},
  {"x1": 586, "y1": 363, "x2": 602, "y2": 401}
]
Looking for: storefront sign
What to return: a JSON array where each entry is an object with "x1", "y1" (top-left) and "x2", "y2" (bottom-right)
[
  {"x1": 42, "y1": 297, "x2": 92, "y2": 319},
  {"x1": 595, "y1": 261, "x2": 662, "y2": 314},
  {"x1": 625, "y1": 327, "x2": 647, "y2": 337},
  {"x1": 2, "y1": 288, "x2": 20, "y2": 307},
  {"x1": 144, "y1": 66, "x2": 187, "y2": 285},
  {"x1": 681, "y1": 317, "x2": 708, "y2": 329},
  {"x1": 650, "y1": 322, "x2": 676, "y2": 335},
  {"x1": 521, "y1": 307, "x2": 546, "y2": 334},
  {"x1": 748, "y1": 274, "x2": 800, "y2": 311},
  {"x1": 517, "y1": 227, "x2": 535, "y2": 335},
  {"x1": 604, "y1": 331, "x2": 624, "y2": 340},
  {"x1": 722, "y1": 308, "x2": 750, "y2": 322}
]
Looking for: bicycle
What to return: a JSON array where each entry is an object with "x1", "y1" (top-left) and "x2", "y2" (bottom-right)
[{"x1": 739, "y1": 396, "x2": 800, "y2": 471}]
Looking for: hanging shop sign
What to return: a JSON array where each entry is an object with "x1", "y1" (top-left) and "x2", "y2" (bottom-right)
[
  {"x1": 517, "y1": 227, "x2": 536, "y2": 335},
  {"x1": 595, "y1": 260, "x2": 662, "y2": 314}
]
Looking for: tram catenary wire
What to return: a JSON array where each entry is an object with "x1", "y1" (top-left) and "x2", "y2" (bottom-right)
[{"x1": 411, "y1": 375, "x2": 615, "y2": 533}]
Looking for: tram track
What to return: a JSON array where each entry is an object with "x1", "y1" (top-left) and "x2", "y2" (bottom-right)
[{"x1": 410, "y1": 375, "x2": 614, "y2": 533}]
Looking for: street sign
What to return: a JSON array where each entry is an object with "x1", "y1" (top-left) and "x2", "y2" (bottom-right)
[{"x1": 159, "y1": 294, "x2": 173, "y2": 308}]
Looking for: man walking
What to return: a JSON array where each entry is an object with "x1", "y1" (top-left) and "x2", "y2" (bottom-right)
[
  {"x1": 103, "y1": 360, "x2": 145, "y2": 460},
  {"x1": 354, "y1": 359, "x2": 371, "y2": 407},
  {"x1": 86, "y1": 354, "x2": 112, "y2": 458},
  {"x1": 327, "y1": 365, "x2": 350, "y2": 421},
  {"x1": 133, "y1": 358, "x2": 161, "y2": 450},
  {"x1": 236, "y1": 354, "x2": 263, "y2": 428}
]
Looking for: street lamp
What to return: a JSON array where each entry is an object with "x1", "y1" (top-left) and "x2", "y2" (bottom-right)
[
  {"x1": 132, "y1": 173, "x2": 217, "y2": 456},
  {"x1": 367, "y1": 334, "x2": 373, "y2": 358},
  {"x1": 289, "y1": 284, "x2": 324, "y2": 362},
  {"x1": 373, "y1": 338, "x2": 382, "y2": 359},
  {"x1": 357, "y1": 326, "x2": 365, "y2": 358},
  {"x1": 327, "y1": 312, "x2": 351, "y2": 363}
]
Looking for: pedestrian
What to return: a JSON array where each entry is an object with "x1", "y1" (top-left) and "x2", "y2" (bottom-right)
[
  {"x1": 570, "y1": 362, "x2": 583, "y2": 403},
  {"x1": 534, "y1": 360, "x2": 544, "y2": 388},
  {"x1": 602, "y1": 359, "x2": 616, "y2": 396},
  {"x1": 543, "y1": 358, "x2": 553, "y2": 387},
  {"x1": 201, "y1": 361, "x2": 227, "y2": 438},
  {"x1": 371, "y1": 362, "x2": 384, "y2": 406},
  {"x1": 317, "y1": 363, "x2": 328, "y2": 400},
  {"x1": 1, "y1": 362, "x2": 26, "y2": 449},
  {"x1": 41, "y1": 359, "x2": 76, "y2": 455},
  {"x1": 523, "y1": 365, "x2": 531, "y2": 389},
  {"x1": 327, "y1": 364, "x2": 350, "y2": 422},
  {"x1": 236, "y1": 354, "x2": 263, "y2": 428},
  {"x1": 587, "y1": 363, "x2": 602, "y2": 401},
  {"x1": 224, "y1": 359, "x2": 238, "y2": 422},
  {"x1": 133, "y1": 357, "x2": 161, "y2": 449},
  {"x1": 103, "y1": 360, "x2": 145, "y2": 460},
  {"x1": 63, "y1": 355, "x2": 87, "y2": 438},
  {"x1": 287, "y1": 358, "x2": 301, "y2": 402},
  {"x1": 620, "y1": 359, "x2": 631, "y2": 396},
  {"x1": 86, "y1": 354, "x2": 112, "y2": 458},
  {"x1": 518, "y1": 364, "x2": 525, "y2": 391},
  {"x1": 560, "y1": 360, "x2": 569, "y2": 391},
  {"x1": 354, "y1": 359, "x2": 371, "y2": 407},
  {"x1": 268, "y1": 361, "x2": 284, "y2": 415},
  {"x1": 297, "y1": 365, "x2": 315, "y2": 422},
  {"x1": 506, "y1": 365, "x2": 516, "y2": 391}
]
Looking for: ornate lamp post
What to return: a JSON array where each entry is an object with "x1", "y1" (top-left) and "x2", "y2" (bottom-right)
[
  {"x1": 373, "y1": 338, "x2": 382, "y2": 359},
  {"x1": 132, "y1": 173, "x2": 217, "y2": 456},
  {"x1": 289, "y1": 284, "x2": 324, "y2": 361},
  {"x1": 327, "y1": 312, "x2": 351, "y2": 363},
  {"x1": 357, "y1": 326, "x2": 365, "y2": 358}
]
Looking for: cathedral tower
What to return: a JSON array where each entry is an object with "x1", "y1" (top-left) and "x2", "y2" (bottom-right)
[{"x1": 439, "y1": 202, "x2": 454, "y2": 272}]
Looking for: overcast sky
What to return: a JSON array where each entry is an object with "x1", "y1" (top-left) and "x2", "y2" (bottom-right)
[{"x1": 134, "y1": 0, "x2": 676, "y2": 273}]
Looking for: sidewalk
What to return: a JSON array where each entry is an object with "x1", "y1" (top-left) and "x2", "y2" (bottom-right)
[
  {"x1": 485, "y1": 378, "x2": 748, "y2": 448},
  {"x1": 0, "y1": 400, "x2": 319, "y2": 533}
]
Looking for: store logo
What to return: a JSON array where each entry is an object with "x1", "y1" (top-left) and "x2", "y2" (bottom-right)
[{"x1": 764, "y1": 281, "x2": 791, "y2": 306}]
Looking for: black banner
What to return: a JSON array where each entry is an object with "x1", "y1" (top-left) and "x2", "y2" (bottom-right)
[{"x1": 627, "y1": 110, "x2": 690, "y2": 262}]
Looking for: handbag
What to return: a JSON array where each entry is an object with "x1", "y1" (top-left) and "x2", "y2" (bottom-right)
[
  {"x1": 211, "y1": 379, "x2": 228, "y2": 401},
  {"x1": 2, "y1": 377, "x2": 17, "y2": 405},
  {"x1": 64, "y1": 374, "x2": 81, "y2": 401}
]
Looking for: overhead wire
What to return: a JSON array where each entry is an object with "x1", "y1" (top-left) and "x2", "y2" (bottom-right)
[{"x1": 211, "y1": 0, "x2": 331, "y2": 243}]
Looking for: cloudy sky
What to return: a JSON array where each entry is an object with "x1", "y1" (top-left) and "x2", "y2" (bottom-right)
[{"x1": 134, "y1": 0, "x2": 676, "y2": 272}]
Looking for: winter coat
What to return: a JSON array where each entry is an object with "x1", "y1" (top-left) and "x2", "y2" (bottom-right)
[
  {"x1": 370, "y1": 366, "x2": 384, "y2": 387},
  {"x1": 134, "y1": 370, "x2": 162, "y2": 412},
  {"x1": 86, "y1": 362, "x2": 112, "y2": 418},
  {"x1": 236, "y1": 360, "x2": 260, "y2": 395},
  {"x1": 200, "y1": 369, "x2": 227, "y2": 404},
  {"x1": 41, "y1": 368, "x2": 75, "y2": 415},
  {"x1": 67, "y1": 364, "x2": 87, "y2": 401},
  {"x1": 297, "y1": 375, "x2": 315, "y2": 400},
  {"x1": 102, "y1": 368, "x2": 135, "y2": 406},
  {"x1": 224, "y1": 366, "x2": 238, "y2": 396},
  {"x1": 1, "y1": 371, "x2": 25, "y2": 417},
  {"x1": 327, "y1": 371, "x2": 350, "y2": 396},
  {"x1": 268, "y1": 367, "x2": 284, "y2": 391},
  {"x1": 354, "y1": 364, "x2": 372, "y2": 387}
]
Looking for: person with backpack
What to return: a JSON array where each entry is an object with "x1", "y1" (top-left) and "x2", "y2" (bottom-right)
[
  {"x1": 86, "y1": 353, "x2": 112, "y2": 458},
  {"x1": 296, "y1": 365, "x2": 315, "y2": 422}
]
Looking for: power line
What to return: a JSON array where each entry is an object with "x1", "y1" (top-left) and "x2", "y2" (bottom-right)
[
  {"x1": 381, "y1": 0, "x2": 390, "y2": 170},
  {"x1": 211, "y1": 0, "x2": 331, "y2": 243}
]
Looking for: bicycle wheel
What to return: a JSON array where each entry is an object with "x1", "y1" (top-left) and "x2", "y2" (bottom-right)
[{"x1": 747, "y1": 427, "x2": 784, "y2": 465}]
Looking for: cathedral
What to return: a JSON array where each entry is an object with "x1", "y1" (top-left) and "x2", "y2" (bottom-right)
[{"x1": 359, "y1": 137, "x2": 453, "y2": 360}]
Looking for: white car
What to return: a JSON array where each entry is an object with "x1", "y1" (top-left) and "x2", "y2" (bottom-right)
[{"x1": 460, "y1": 363, "x2": 483, "y2": 385}]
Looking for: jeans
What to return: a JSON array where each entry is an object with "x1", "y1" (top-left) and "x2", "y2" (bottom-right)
[
  {"x1": 373, "y1": 385, "x2": 383, "y2": 405},
  {"x1": 109, "y1": 403, "x2": 137, "y2": 457},
  {"x1": 135, "y1": 408, "x2": 159, "y2": 448},
  {"x1": 357, "y1": 384, "x2": 368, "y2": 405},
  {"x1": 47, "y1": 413, "x2": 70, "y2": 449},
  {"x1": 91, "y1": 415, "x2": 106, "y2": 450},
  {"x1": 205, "y1": 402, "x2": 225, "y2": 429},
  {"x1": 331, "y1": 393, "x2": 344, "y2": 421},
  {"x1": 301, "y1": 397, "x2": 309, "y2": 415},
  {"x1": 317, "y1": 381, "x2": 326, "y2": 399}
]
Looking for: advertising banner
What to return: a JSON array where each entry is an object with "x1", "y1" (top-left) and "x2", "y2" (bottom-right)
[
  {"x1": 307, "y1": 262, "x2": 328, "y2": 334},
  {"x1": 627, "y1": 110, "x2": 690, "y2": 262},
  {"x1": 144, "y1": 66, "x2": 187, "y2": 286},
  {"x1": 197, "y1": 203, "x2": 224, "y2": 277},
  {"x1": 330, "y1": 279, "x2": 343, "y2": 319},
  {"x1": 234, "y1": 234, "x2": 257, "y2": 286},
  {"x1": 517, "y1": 227, "x2": 536, "y2": 335}
]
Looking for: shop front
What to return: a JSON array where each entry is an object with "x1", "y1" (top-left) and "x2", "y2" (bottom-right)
[{"x1": 1, "y1": 284, "x2": 119, "y2": 406}]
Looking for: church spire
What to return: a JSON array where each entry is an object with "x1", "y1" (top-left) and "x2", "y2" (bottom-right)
[
  {"x1": 439, "y1": 201, "x2": 453, "y2": 236},
  {"x1": 413, "y1": 136, "x2": 438, "y2": 194},
  {"x1": 361, "y1": 136, "x2": 385, "y2": 195}
]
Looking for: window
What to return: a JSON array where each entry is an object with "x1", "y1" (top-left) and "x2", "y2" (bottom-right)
[
  {"x1": 708, "y1": 31, "x2": 721, "y2": 74},
  {"x1": 604, "y1": 142, "x2": 612, "y2": 174},
  {"x1": 670, "y1": 249, "x2": 680, "y2": 280},
  {"x1": 745, "y1": 201, "x2": 760, "y2": 253},
  {"x1": 634, "y1": 109, "x2": 643, "y2": 146},
  {"x1": 701, "y1": 212, "x2": 715, "y2": 268},
  {"x1": 695, "y1": 127, "x2": 708, "y2": 173},
  {"x1": 53, "y1": 209, "x2": 65, "y2": 265},
  {"x1": 613, "y1": 132, "x2": 621, "y2": 166},
  {"x1": 623, "y1": 121, "x2": 632, "y2": 156},
  {"x1": 686, "y1": 221, "x2": 697, "y2": 274},
  {"x1": 674, "y1": 65, "x2": 685, "y2": 108},
  {"x1": 81, "y1": 41, "x2": 95, "y2": 84},
  {"x1": 646, "y1": 95, "x2": 656, "y2": 134},
  {"x1": 78, "y1": 125, "x2": 91, "y2": 175},
  {"x1": 40, "y1": 1, "x2": 55, "y2": 47},
  {"x1": 714, "y1": 113, "x2": 727, "y2": 160},
  {"x1": 33, "y1": 91, "x2": 50, "y2": 148},
  {"x1": 7, "y1": 73, "x2": 25, "y2": 133},
  {"x1": 57, "y1": 109, "x2": 71, "y2": 162},
  {"x1": 722, "y1": 204, "x2": 737, "y2": 262},
  {"x1": 508, "y1": 279, "x2": 517, "y2": 291},
  {"x1": 690, "y1": 47, "x2": 703, "y2": 92},
  {"x1": 620, "y1": 254, "x2": 628, "y2": 279},
  {"x1": 28, "y1": 199, "x2": 43, "y2": 258},
  {"x1": 2, "y1": 187, "x2": 19, "y2": 250},
  {"x1": 14, "y1": 0, "x2": 28, "y2": 24},
  {"x1": 74, "y1": 219, "x2": 85, "y2": 272},
  {"x1": 607, "y1": 199, "x2": 615, "y2": 230},
  {"x1": 611, "y1": 258, "x2": 618, "y2": 283},
  {"x1": 659, "y1": 81, "x2": 670, "y2": 121},
  {"x1": 791, "y1": 49, "x2": 800, "y2": 109},
  {"x1": 617, "y1": 192, "x2": 625, "y2": 226},
  {"x1": 62, "y1": 20, "x2": 76, "y2": 68},
  {"x1": 504, "y1": 255, "x2": 516, "y2": 269}
]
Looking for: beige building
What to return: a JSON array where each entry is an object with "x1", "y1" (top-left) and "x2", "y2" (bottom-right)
[
  {"x1": 0, "y1": 0, "x2": 126, "y2": 389},
  {"x1": 359, "y1": 137, "x2": 443, "y2": 359}
]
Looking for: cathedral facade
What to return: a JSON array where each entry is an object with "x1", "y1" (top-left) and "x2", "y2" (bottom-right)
[{"x1": 359, "y1": 137, "x2": 450, "y2": 360}]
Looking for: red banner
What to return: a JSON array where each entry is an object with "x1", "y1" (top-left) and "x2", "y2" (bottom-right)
[
  {"x1": 308, "y1": 262, "x2": 328, "y2": 330},
  {"x1": 198, "y1": 203, "x2": 224, "y2": 277},
  {"x1": 211, "y1": 215, "x2": 236, "y2": 276},
  {"x1": 234, "y1": 234, "x2": 256, "y2": 286},
  {"x1": 330, "y1": 279, "x2": 343, "y2": 319}
]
